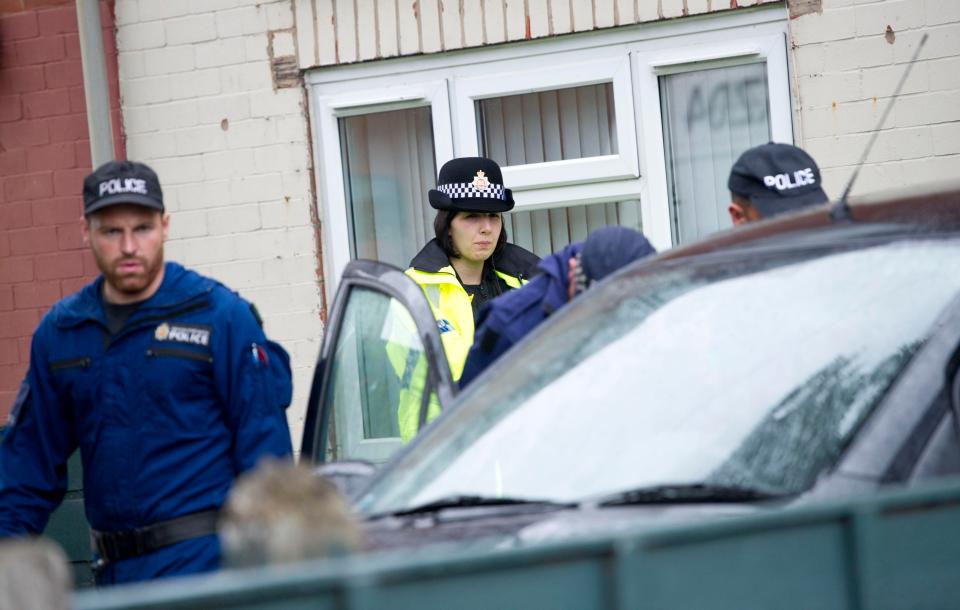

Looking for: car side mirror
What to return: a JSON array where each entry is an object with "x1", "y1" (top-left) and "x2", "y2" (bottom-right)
[{"x1": 312, "y1": 460, "x2": 377, "y2": 502}]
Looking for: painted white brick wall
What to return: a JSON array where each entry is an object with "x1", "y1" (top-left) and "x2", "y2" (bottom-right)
[
  {"x1": 115, "y1": 0, "x2": 322, "y2": 448},
  {"x1": 791, "y1": 0, "x2": 960, "y2": 197},
  {"x1": 295, "y1": 0, "x2": 781, "y2": 67}
]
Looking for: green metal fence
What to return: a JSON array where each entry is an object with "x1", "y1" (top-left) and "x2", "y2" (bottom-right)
[
  {"x1": 73, "y1": 476, "x2": 960, "y2": 610},
  {"x1": 0, "y1": 427, "x2": 94, "y2": 588}
]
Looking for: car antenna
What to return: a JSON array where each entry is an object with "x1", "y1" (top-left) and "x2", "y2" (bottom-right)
[{"x1": 831, "y1": 32, "x2": 929, "y2": 222}]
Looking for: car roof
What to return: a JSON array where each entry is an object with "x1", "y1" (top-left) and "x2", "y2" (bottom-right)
[{"x1": 656, "y1": 184, "x2": 960, "y2": 264}]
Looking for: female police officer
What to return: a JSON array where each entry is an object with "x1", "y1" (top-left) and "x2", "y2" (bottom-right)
[{"x1": 397, "y1": 157, "x2": 539, "y2": 440}]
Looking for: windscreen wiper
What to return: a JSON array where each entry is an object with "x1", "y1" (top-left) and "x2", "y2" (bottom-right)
[
  {"x1": 369, "y1": 494, "x2": 575, "y2": 520},
  {"x1": 593, "y1": 483, "x2": 787, "y2": 507}
]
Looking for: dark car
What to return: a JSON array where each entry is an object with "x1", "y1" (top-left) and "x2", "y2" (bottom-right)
[{"x1": 301, "y1": 187, "x2": 960, "y2": 553}]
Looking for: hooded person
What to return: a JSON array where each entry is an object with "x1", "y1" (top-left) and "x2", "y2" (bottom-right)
[
  {"x1": 394, "y1": 157, "x2": 540, "y2": 441},
  {"x1": 459, "y1": 226, "x2": 656, "y2": 387}
]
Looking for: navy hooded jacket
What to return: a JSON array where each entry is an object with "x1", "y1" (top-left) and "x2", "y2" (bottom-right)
[
  {"x1": 459, "y1": 243, "x2": 582, "y2": 387},
  {"x1": 0, "y1": 262, "x2": 293, "y2": 584}
]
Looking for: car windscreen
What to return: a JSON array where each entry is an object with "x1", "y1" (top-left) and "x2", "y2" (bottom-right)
[{"x1": 355, "y1": 236, "x2": 960, "y2": 515}]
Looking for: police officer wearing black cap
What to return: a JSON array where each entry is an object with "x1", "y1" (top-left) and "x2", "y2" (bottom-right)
[
  {"x1": 397, "y1": 157, "x2": 539, "y2": 440},
  {"x1": 0, "y1": 160, "x2": 293, "y2": 585},
  {"x1": 727, "y1": 142, "x2": 829, "y2": 225}
]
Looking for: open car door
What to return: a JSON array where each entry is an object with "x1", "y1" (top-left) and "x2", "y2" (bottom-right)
[{"x1": 301, "y1": 260, "x2": 456, "y2": 465}]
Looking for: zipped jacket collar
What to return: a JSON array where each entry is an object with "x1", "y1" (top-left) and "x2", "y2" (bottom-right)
[
  {"x1": 53, "y1": 262, "x2": 214, "y2": 329},
  {"x1": 409, "y1": 239, "x2": 540, "y2": 282},
  {"x1": 409, "y1": 239, "x2": 455, "y2": 274}
]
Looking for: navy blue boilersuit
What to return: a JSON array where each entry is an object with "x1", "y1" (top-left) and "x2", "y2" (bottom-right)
[{"x1": 0, "y1": 262, "x2": 293, "y2": 584}]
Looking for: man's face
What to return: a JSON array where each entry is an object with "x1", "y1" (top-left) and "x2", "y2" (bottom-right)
[{"x1": 81, "y1": 204, "x2": 169, "y2": 304}]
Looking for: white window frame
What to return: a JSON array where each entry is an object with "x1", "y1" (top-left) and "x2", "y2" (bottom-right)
[
  {"x1": 453, "y1": 52, "x2": 639, "y2": 194},
  {"x1": 634, "y1": 31, "x2": 793, "y2": 248},
  {"x1": 311, "y1": 80, "x2": 453, "y2": 287},
  {"x1": 306, "y1": 5, "x2": 791, "y2": 294}
]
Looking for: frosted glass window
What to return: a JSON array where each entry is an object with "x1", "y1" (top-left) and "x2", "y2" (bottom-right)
[
  {"x1": 660, "y1": 63, "x2": 771, "y2": 245},
  {"x1": 339, "y1": 107, "x2": 437, "y2": 269}
]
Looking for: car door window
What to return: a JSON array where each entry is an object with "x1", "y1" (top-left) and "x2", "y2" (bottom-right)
[
  {"x1": 301, "y1": 260, "x2": 455, "y2": 466},
  {"x1": 322, "y1": 288, "x2": 428, "y2": 463}
]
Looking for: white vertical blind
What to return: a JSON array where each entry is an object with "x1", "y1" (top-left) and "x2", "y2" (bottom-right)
[
  {"x1": 339, "y1": 106, "x2": 437, "y2": 269},
  {"x1": 660, "y1": 62, "x2": 771, "y2": 245},
  {"x1": 477, "y1": 83, "x2": 641, "y2": 257},
  {"x1": 478, "y1": 83, "x2": 618, "y2": 164}
]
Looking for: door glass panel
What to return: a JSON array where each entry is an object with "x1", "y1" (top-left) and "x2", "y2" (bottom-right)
[
  {"x1": 477, "y1": 82, "x2": 618, "y2": 166},
  {"x1": 339, "y1": 107, "x2": 437, "y2": 268},
  {"x1": 660, "y1": 62, "x2": 771, "y2": 245},
  {"x1": 323, "y1": 287, "x2": 429, "y2": 464}
]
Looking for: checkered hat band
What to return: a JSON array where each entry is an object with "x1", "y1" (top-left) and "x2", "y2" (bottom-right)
[{"x1": 437, "y1": 183, "x2": 506, "y2": 200}]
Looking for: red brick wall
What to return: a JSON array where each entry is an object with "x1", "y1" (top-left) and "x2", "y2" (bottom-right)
[{"x1": 0, "y1": 0, "x2": 123, "y2": 417}]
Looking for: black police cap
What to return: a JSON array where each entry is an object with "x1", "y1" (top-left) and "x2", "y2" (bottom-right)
[
  {"x1": 83, "y1": 160, "x2": 164, "y2": 216},
  {"x1": 428, "y1": 157, "x2": 514, "y2": 213},
  {"x1": 727, "y1": 142, "x2": 828, "y2": 218}
]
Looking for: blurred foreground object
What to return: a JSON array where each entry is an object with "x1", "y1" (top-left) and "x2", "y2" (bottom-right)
[
  {"x1": 220, "y1": 460, "x2": 363, "y2": 567},
  {"x1": 0, "y1": 537, "x2": 71, "y2": 610}
]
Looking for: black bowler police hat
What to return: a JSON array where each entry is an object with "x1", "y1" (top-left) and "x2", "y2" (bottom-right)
[
  {"x1": 82, "y1": 160, "x2": 164, "y2": 216},
  {"x1": 728, "y1": 142, "x2": 828, "y2": 218},
  {"x1": 428, "y1": 157, "x2": 515, "y2": 213}
]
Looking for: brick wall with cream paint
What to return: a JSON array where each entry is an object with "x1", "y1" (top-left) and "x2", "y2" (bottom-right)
[
  {"x1": 294, "y1": 0, "x2": 781, "y2": 69},
  {"x1": 114, "y1": 0, "x2": 320, "y2": 446},
  {"x1": 791, "y1": 0, "x2": 960, "y2": 198}
]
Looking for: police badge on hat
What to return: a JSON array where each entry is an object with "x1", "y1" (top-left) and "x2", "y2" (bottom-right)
[
  {"x1": 428, "y1": 157, "x2": 514, "y2": 213},
  {"x1": 472, "y1": 170, "x2": 490, "y2": 191}
]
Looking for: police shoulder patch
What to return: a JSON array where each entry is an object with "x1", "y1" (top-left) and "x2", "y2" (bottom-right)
[
  {"x1": 154, "y1": 322, "x2": 212, "y2": 347},
  {"x1": 437, "y1": 318, "x2": 454, "y2": 334}
]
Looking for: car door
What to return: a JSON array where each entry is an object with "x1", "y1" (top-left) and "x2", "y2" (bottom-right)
[{"x1": 300, "y1": 259, "x2": 456, "y2": 465}]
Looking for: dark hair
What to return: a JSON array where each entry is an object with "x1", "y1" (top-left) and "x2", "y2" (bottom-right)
[{"x1": 433, "y1": 210, "x2": 508, "y2": 259}]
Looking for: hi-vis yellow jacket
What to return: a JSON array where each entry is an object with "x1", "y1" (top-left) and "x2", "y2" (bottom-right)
[{"x1": 394, "y1": 239, "x2": 539, "y2": 442}]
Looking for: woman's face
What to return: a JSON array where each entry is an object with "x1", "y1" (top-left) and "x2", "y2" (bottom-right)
[{"x1": 449, "y1": 211, "x2": 502, "y2": 263}]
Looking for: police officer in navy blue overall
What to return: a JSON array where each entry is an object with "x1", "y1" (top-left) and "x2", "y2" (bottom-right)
[
  {"x1": 0, "y1": 160, "x2": 294, "y2": 585},
  {"x1": 460, "y1": 226, "x2": 656, "y2": 387}
]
